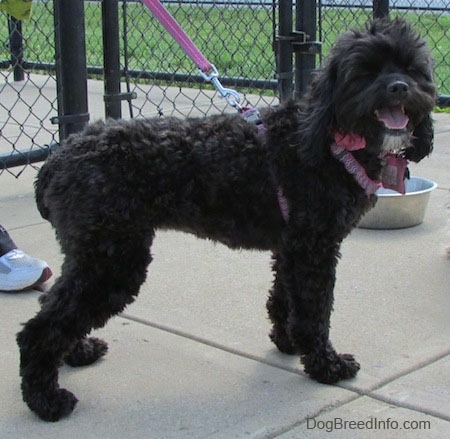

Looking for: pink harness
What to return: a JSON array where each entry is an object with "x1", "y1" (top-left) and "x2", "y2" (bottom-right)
[
  {"x1": 330, "y1": 132, "x2": 408, "y2": 196},
  {"x1": 277, "y1": 131, "x2": 408, "y2": 222},
  {"x1": 241, "y1": 108, "x2": 292, "y2": 221},
  {"x1": 330, "y1": 132, "x2": 382, "y2": 196}
]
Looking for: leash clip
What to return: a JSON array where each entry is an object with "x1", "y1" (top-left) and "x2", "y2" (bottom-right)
[{"x1": 199, "y1": 65, "x2": 242, "y2": 110}]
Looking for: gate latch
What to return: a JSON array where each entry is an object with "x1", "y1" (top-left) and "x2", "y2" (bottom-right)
[{"x1": 277, "y1": 31, "x2": 322, "y2": 55}]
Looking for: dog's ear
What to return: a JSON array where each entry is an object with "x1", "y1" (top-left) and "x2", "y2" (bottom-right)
[
  {"x1": 404, "y1": 114, "x2": 434, "y2": 162},
  {"x1": 298, "y1": 62, "x2": 337, "y2": 164}
]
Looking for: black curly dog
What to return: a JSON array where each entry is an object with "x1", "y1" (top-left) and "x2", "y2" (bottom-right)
[{"x1": 18, "y1": 18, "x2": 436, "y2": 421}]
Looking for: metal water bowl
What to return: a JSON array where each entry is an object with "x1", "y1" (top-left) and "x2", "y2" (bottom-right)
[{"x1": 358, "y1": 177, "x2": 437, "y2": 229}]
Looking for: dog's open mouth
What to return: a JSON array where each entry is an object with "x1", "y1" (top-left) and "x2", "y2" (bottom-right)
[
  {"x1": 376, "y1": 106, "x2": 410, "y2": 192},
  {"x1": 375, "y1": 105, "x2": 409, "y2": 132},
  {"x1": 375, "y1": 105, "x2": 412, "y2": 156}
]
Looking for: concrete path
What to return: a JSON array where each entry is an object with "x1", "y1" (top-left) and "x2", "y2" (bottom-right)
[{"x1": 0, "y1": 77, "x2": 449, "y2": 438}]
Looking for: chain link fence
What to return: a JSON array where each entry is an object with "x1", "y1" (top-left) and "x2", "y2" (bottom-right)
[
  {"x1": 0, "y1": 2, "x2": 57, "y2": 177},
  {"x1": 1, "y1": 0, "x2": 449, "y2": 178}
]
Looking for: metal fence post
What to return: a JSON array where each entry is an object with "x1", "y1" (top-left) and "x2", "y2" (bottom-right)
[
  {"x1": 294, "y1": 0, "x2": 318, "y2": 99},
  {"x1": 8, "y1": 16, "x2": 25, "y2": 82},
  {"x1": 373, "y1": 0, "x2": 390, "y2": 18},
  {"x1": 53, "y1": 0, "x2": 89, "y2": 141},
  {"x1": 102, "y1": 0, "x2": 122, "y2": 119},
  {"x1": 277, "y1": 0, "x2": 294, "y2": 102}
]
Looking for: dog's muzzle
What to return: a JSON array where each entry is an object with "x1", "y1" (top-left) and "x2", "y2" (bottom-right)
[{"x1": 375, "y1": 101, "x2": 412, "y2": 155}]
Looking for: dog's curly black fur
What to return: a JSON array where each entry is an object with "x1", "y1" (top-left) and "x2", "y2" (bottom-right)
[{"x1": 17, "y1": 18, "x2": 436, "y2": 421}]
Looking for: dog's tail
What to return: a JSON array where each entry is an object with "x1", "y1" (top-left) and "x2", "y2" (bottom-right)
[{"x1": 34, "y1": 155, "x2": 56, "y2": 221}]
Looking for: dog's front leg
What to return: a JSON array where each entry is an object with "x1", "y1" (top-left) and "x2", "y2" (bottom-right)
[
  {"x1": 275, "y1": 242, "x2": 360, "y2": 384},
  {"x1": 267, "y1": 253, "x2": 296, "y2": 355}
]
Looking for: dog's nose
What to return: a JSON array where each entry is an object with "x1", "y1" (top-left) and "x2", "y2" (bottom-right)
[{"x1": 387, "y1": 80, "x2": 409, "y2": 98}]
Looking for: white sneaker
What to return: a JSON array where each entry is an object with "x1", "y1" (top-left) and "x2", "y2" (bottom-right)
[{"x1": 0, "y1": 249, "x2": 52, "y2": 291}]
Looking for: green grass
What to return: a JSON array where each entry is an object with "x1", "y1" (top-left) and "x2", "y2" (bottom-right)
[{"x1": 1, "y1": 2, "x2": 449, "y2": 96}]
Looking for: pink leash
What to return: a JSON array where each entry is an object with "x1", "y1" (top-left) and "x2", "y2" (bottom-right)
[
  {"x1": 142, "y1": 0, "x2": 211, "y2": 73},
  {"x1": 142, "y1": 0, "x2": 242, "y2": 109}
]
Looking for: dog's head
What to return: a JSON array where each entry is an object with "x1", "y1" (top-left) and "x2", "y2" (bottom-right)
[{"x1": 302, "y1": 17, "x2": 436, "y2": 163}]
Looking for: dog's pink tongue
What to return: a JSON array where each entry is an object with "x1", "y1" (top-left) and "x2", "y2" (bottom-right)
[{"x1": 377, "y1": 105, "x2": 409, "y2": 129}]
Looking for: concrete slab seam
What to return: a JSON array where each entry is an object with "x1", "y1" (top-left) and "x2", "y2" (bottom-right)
[{"x1": 119, "y1": 312, "x2": 303, "y2": 376}]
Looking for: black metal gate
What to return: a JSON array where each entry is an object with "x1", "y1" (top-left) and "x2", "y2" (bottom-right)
[{"x1": 1, "y1": 0, "x2": 449, "y2": 176}]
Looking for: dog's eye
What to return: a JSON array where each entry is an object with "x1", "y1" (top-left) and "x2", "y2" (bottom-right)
[
  {"x1": 407, "y1": 68, "x2": 420, "y2": 76},
  {"x1": 407, "y1": 67, "x2": 432, "y2": 82}
]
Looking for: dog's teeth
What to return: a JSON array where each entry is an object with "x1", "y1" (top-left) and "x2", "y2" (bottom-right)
[{"x1": 381, "y1": 133, "x2": 409, "y2": 154}]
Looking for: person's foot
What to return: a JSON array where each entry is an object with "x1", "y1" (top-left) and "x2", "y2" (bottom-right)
[{"x1": 0, "y1": 249, "x2": 52, "y2": 291}]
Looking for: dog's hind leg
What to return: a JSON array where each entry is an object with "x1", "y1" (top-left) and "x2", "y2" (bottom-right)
[
  {"x1": 64, "y1": 336, "x2": 109, "y2": 367},
  {"x1": 275, "y1": 244, "x2": 360, "y2": 384},
  {"x1": 17, "y1": 231, "x2": 153, "y2": 421},
  {"x1": 37, "y1": 291, "x2": 109, "y2": 367}
]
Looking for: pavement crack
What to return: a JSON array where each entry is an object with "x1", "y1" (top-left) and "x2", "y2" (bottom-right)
[{"x1": 119, "y1": 312, "x2": 303, "y2": 375}]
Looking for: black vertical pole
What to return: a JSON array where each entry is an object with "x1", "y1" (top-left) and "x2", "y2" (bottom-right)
[
  {"x1": 102, "y1": 0, "x2": 122, "y2": 119},
  {"x1": 295, "y1": 0, "x2": 317, "y2": 99},
  {"x1": 373, "y1": 0, "x2": 390, "y2": 18},
  {"x1": 277, "y1": 0, "x2": 294, "y2": 103},
  {"x1": 53, "y1": 0, "x2": 89, "y2": 141},
  {"x1": 8, "y1": 16, "x2": 25, "y2": 82}
]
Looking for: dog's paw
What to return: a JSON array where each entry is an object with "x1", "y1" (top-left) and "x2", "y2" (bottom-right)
[
  {"x1": 64, "y1": 336, "x2": 108, "y2": 367},
  {"x1": 333, "y1": 353, "x2": 361, "y2": 380},
  {"x1": 302, "y1": 351, "x2": 360, "y2": 384},
  {"x1": 25, "y1": 388, "x2": 78, "y2": 422},
  {"x1": 269, "y1": 326, "x2": 296, "y2": 355}
]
